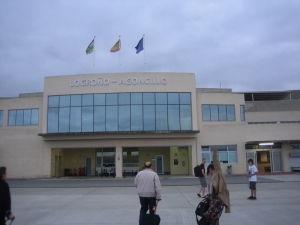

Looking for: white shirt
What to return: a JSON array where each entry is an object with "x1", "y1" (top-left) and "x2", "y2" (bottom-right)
[{"x1": 248, "y1": 165, "x2": 258, "y2": 182}]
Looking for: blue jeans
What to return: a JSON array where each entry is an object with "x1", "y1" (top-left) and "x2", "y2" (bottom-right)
[{"x1": 139, "y1": 197, "x2": 157, "y2": 222}]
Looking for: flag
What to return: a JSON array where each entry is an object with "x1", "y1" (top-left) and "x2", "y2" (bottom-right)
[
  {"x1": 135, "y1": 37, "x2": 144, "y2": 54},
  {"x1": 86, "y1": 39, "x2": 94, "y2": 54},
  {"x1": 110, "y1": 39, "x2": 121, "y2": 52}
]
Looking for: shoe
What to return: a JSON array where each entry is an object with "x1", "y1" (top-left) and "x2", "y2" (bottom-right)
[
  {"x1": 252, "y1": 197, "x2": 257, "y2": 200},
  {"x1": 197, "y1": 194, "x2": 201, "y2": 197},
  {"x1": 247, "y1": 196, "x2": 253, "y2": 199}
]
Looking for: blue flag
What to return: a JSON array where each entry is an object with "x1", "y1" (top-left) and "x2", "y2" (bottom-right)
[{"x1": 135, "y1": 37, "x2": 144, "y2": 54}]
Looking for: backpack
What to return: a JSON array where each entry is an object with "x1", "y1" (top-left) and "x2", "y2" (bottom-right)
[{"x1": 194, "y1": 165, "x2": 202, "y2": 177}]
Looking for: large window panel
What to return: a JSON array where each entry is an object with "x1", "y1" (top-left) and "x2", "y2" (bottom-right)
[
  {"x1": 180, "y1": 93, "x2": 191, "y2": 104},
  {"x1": 94, "y1": 94, "x2": 105, "y2": 105},
  {"x1": 210, "y1": 105, "x2": 218, "y2": 121},
  {"x1": 155, "y1": 93, "x2": 167, "y2": 104},
  {"x1": 227, "y1": 105, "x2": 235, "y2": 121},
  {"x1": 24, "y1": 109, "x2": 31, "y2": 125},
  {"x1": 131, "y1": 105, "x2": 143, "y2": 130},
  {"x1": 156, "y1": 105, "x2": 168, "y2": 130},
  {"x1": 229, "y1": 152, "x2": 237, "y2": 163},
  {"x1": 131, "y1": 93, "x2": 142, "y2": 104},
  {"x1": 168, "y1": 105, "x2": 180, "y2": 130},
  {"x1": 71, "y1": 95, "x2": 81, "y2": 106},
  {"x1": 59, "y1": 95, "x2": 70, "y2": 107},
  {"x1": 94, "y1": 106, "x2": 105, "y2": 131},
  {"x1": 106, "y1": 94, "x2": 117, "y2": 105},
  {"x1": 8, "y1": 110, "x2": 16, "y2": 126},
  {"x1": 202, "y1": 145, "x2": 238, "y2": 164},
  {"x1": 31, "y1": 109, "x2": 39, "y2": 125},
  {"x1": 82, "y1": 94, "x2": 93, "y2": 106},
  {"x1": 143, "y1": 93, "x2": 155, "y2": 104},
  {"x1": 202, "y1": 105, "x2": 210, "y2": 121},
  {"x1": 48, "y1": 96, "x2": 59, "y2": 107},
  {"x1": 218, "y1": 105, "x2": 227, "y2": 121},
  {"x1": 70, "y1": 107, "x2": 81, "y2": 132},
  {"x1": 168, "y1": 93, "x2": 179, "y2": 104},
  {"x1": 143, "y1": 105, "x2": 155, "y2": 130},
  {"x1": 180, "y1": 105, "x2": 192, "y2": 130},
  {"x1": 82, "y1": 106, "x2": 93, "y2": 132},
  {"x1": 16, "y1": 110, "x2": 24, "y2": 126},
  {"x1": 106, "y1": 106, "x2": 118, "y2": 131},
  {"x1": 48, "y1": 108, "x2": 58, "y2": 133},
  {"x1": 119, "y1": 105, "x2": 130, "y2": 131},
  {"x1": 119, "y1": 93, "x2": 130, "y2": 105},
  {"x1": 240, "y1": 105, "x2": 245, "y2": 121},
  {"x1": 58, "y1": 107, "x2": 70, "y2": 132}
]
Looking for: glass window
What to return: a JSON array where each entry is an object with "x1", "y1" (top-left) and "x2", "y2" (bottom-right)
[
  {"x1": 227, "y1": 105, "x2": 235, "y2": 121},
  {"x1": 290, "y1": 144, "x2": 300, "y2": 149},
  {"x1": 229, "y1": 152, "x2": 237, "y2": 163},
  {"x1": 218, "y1": 105, "x2": 227, "y2": 121},
  {"x1": 210, "y1": 105, "x2": 218, "y2": 121},
  {"x1": 106, "y1": 106, "x2": 117, "y2": 131},
  {"x1": 131, "y1": 105, "x2": 143, "y2": 130},
  {"x1": 240, "y1": 105, "x2": 245, "y2": 121},
  {"x1": 8, "y1": 110, "x2": 16, "y2": 126},
  {"x1": 219, "y1": 152, "x2": 228, "y2": 163},
  {"x1": 156, "y1": 105, "x2": 168, "y2": 130},
  {"x1": 119, "y1": 105, "x2": 130, "y2": 131},
  {"x1": 59, "y1": 107, "x2": 70, "y2": 132},
  {"x1": 0, "y1": 110, "x2": 3, "y2": 126},
  {"x1": 143, "y1": 93, "x2": 155, "y2": 104},
  {"x1": 24, "y1": 109, "x2": 31, "y2": 125},
  {"x1": 155, "y1": 93, "x2": 167, "y2": 104},
  {"x1": 168, "y1": 105, "x2": 180, "y2": 130},
  {"x1": 168, "y1": 93, "x2": 179, "y2": 104},
  {"x1": 70, "y1": 107, "x2": 81, "y2": 132},
  {"x1": 131, "y1": 93, "x2": 142, "y2": 104},
  {"x1": 106, "y1": 94, "x2": 118, "y2": 105},
  {"x1": 31, "y1": 109, "x2": 39, "y2": 125},
  {"x1": 82, "y1": 106, "x2": 93, "y2": 132},
  {"x1": 202, "y1": 145, "x2": 237, "y2": 164},
  {"x1": 94, "y1": 106, "x2": 105, "y2": 131},
  {"x1": 202, "y1": 105, "x2": 210, "y2": 121},
  {"x1": 180, "y1": 93, "x2": 191, "y2": 104},
  {"x1": 16, "y1": 110, "x2": 24, "y2": 126},
  {"x1": 48, "y1": 96, "x2": 59, "y2": 107},
  {"x1": 180, "y1": 105, "x2": 192, "y2": 130},
  {"x1": 71, "y1": 95, "x2": 81, "y2": 106},
  {"x1": 119, "y1": 93, "x2": 130, "y2": 105},
  {"x1": 202, "y1": 153, "x2": 211, "y2": 164},
  {"x1": 59, "y1": 95, "x2": 70, "y2": 107},
  {"x1": 94, "y1": 94, "x2": 105, "y2": 105},
  {"x1": 82, "y1": 94, "x2": 93, "y2": 106},
  {"x1": 48, "y1": 108, "x2": 58, "y2": 133},
  {"x1": 143, "y1": 105, "x2": 155, "y2": 130}
]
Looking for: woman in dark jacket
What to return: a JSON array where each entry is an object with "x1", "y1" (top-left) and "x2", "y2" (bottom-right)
[{"x1": 0, "y1": 167, "x2": 14, "y2": 225}]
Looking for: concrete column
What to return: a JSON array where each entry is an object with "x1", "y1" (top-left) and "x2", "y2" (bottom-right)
[
  {"x1": 115, "y1": 145, "x2": 123, "y2": 178},
  {"x1": 192, "y1": 139, "x2": 198, "y2": 173}
]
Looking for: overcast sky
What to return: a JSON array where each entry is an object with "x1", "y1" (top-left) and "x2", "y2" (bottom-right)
[{"x1": 0, "y1": 0, "x2": 299, "y2": 97}]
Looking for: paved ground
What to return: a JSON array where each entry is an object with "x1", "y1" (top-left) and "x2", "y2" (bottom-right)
[{"x1": 7, "y1": 174, "x2": 300, "y2": 225}]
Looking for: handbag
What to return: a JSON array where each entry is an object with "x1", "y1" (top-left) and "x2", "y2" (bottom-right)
[{"x1": 195, "y1": 198, "x2": 210, "y2": 225}]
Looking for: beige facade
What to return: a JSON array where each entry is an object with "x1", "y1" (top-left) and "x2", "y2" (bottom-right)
[{"x1": 0, "y1": 72, "x2": 300, "y2": 178}]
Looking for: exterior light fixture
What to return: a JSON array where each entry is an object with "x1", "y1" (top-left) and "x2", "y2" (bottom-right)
[{"x1": 259, "y1": 142, "x2": 274, "y2": 146}]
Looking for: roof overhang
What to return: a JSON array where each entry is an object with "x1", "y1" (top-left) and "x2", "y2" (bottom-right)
[{"x1": 246, "y1": 140, "x2": 300, "y2": 144}]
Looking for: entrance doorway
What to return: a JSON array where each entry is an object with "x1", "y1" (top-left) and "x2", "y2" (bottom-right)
[
  {"x1": 85, "y1": 156, "x2": 92, "y2": 175},
  {"x1": 246, "y1": 149, "x2": 282, "y2": 172},
  {"x1": 155, "y1": 155, "x2": 164, "y2": 174}
]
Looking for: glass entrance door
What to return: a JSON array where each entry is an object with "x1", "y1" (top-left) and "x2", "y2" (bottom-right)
[
  {"x1": 155, "y1": 155, "x2": 164, "y2": 174},
  {"x1": 85, "y1": 156, "x2": 92, "y2": 175},
  {"x1": 271, "y1": 150, "x2": 282, "y2": 172}
]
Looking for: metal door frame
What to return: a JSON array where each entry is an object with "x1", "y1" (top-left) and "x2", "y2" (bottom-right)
[{"x1": 155, "y1": 155, "x2": 164, "y2": 174}]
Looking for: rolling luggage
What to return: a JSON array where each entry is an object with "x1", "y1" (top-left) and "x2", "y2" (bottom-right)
[{"x1": 139, "y1": 201, "x2": 160, "y2": 225}]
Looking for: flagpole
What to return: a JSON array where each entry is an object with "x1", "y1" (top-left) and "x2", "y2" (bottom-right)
[
  {"x1": 119, "y1": 35, "x2": 121, "y2": 68},
  {"x1": 143, "y1": 34, "x2": 146, "y2": 71},
  {"x1": 93, "y1": 36, "x2": 96, "y2": 67}
]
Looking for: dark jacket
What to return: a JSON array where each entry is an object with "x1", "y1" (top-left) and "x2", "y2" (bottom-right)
[{"x1": 0, "y1": 179, "x2": 11, "y2": 224}]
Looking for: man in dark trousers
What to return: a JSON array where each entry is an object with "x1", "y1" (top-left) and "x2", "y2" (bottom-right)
[
  {"x1": 0, "y1": 167, "x2": 14, "y2": 225},
  {"x1": 134, "y1": 162, "x2": 161, "y2": 223},
  {"x1": 197, "y1": 158, "x2": 207, "y2": 197}
]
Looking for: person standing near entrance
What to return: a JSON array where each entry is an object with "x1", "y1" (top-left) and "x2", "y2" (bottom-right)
[
  {"x1": 247, "y1": 159, "x2": 258, "y2": 200},
  {"x1": 134, "y1": 162, "x2": 161, "y2": 223},
  {"x1": 197, "y1": 158, "x2": 207, "y2": 197},
  {"x1": 0, "y1": 167, "x2": 15, "y2": 225}
]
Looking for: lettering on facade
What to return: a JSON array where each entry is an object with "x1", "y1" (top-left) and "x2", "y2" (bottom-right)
[{"x1": 70, "y1": 77, "x2": 167, "y2": 87}]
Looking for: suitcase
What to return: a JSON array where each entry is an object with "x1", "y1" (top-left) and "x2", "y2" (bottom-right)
[{"x1": 139, "y1": 201, "x2": 161, "y2": 225}]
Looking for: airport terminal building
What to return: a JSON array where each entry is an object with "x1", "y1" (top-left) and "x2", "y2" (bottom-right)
[{"x1": 0, "y1": 72, "x2": 299, "y2": 178}]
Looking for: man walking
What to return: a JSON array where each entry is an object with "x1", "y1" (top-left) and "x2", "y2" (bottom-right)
[
  {"x1": 197, "y1": 158, "x2": 207, "y2": 197},
  {"x1": 134, "y1": 162, "x2": 161, "y2": 223}
]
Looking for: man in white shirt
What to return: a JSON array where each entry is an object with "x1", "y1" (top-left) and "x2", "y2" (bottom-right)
[{"x1": 247, "y1": 159, "x2": 258, "y2": 200}]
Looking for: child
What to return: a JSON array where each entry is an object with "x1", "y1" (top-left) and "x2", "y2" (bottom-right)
[{"x1": 247, "y1": 159, "x2": 258, "y2": 200}]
